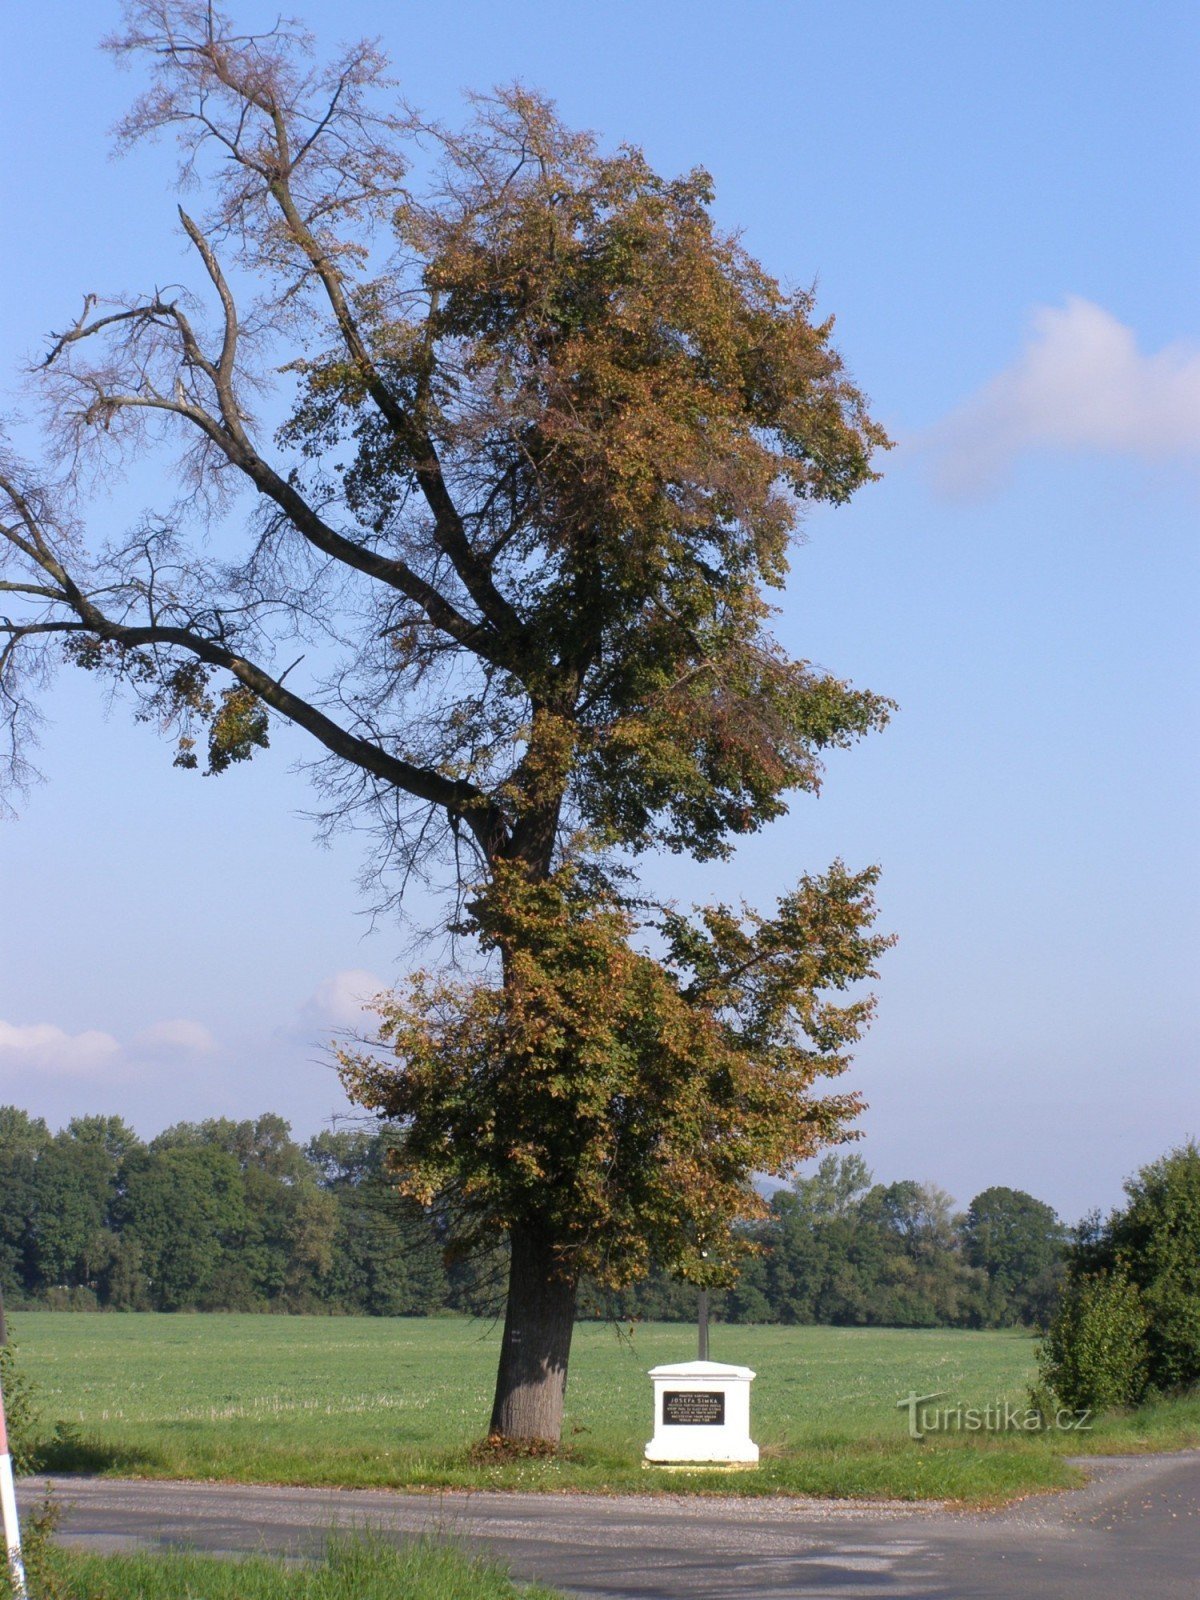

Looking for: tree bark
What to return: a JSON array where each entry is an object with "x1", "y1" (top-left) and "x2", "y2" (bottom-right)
[{"x1": 488, "y1": 1222, "x2": 578, "y2": 1443}]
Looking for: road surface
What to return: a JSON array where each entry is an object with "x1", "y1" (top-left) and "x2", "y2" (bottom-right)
[{"x1": 20, "y1": 1451, "x2": 1200, "y2": 1599}]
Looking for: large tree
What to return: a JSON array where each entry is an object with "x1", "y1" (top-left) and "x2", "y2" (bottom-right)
[{"x1": 1, "y1": 3, "x2": 892, "y2": 1442}]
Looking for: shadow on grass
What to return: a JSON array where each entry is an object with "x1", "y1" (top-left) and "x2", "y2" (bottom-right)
[{"x1": 34, "y1": 1422, "x2": 167, "y2": 1476}]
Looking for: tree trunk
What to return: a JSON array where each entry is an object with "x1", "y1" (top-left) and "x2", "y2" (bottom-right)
[{"x1": 488, "y1": 1222, "x2": 578, "y2": 1443}]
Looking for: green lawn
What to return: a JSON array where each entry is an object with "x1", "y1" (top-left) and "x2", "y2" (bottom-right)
[{"x1": 12, "y1": 1313, "x2": 1200, "y2": 1503}]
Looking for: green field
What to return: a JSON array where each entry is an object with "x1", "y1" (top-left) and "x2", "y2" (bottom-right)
[{"x1": 13, "y1": 1314, "x2": 1200, "y2": 1503}]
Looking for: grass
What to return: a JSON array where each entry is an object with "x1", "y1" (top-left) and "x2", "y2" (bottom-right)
[
  {"x1": 7, "y1": 1530, "x2": 564, "y2": 1600},
  {"x1": 13, "y1": 1313, "x2": 1200, "y2": 1504}
]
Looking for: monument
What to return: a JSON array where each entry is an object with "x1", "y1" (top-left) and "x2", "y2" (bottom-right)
[
  {"x1": 644, "y1": 1358, "x2": 759, "y2": 1465},
  {"x1": 644, "y1": 1287, "x2": 758, "y2": 1466}
]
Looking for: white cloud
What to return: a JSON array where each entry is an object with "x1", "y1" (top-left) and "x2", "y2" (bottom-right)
[
  {"x1": 131, "y1": 1018, "x2": 216, "y2": 1058},
  {"x1": 0, "y1": 1019, "x2": 122, "y2": 1078},
  {"x1": 0, "y1": 1015, "x2": 217, "y2": 1086},
  {"x1": 296, "y1": 969, "x2": 387, "y2": 1033},
  {"x1": 927, "y1": 298, "x2": 1200, "y2": 497}
]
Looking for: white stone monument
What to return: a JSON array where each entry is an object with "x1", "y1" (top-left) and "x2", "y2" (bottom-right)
[{"x1": 644, "y1": 1359, "x2": 759, "y2": 1466}]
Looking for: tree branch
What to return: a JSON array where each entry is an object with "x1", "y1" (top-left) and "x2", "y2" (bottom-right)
[
  {"x1": 1, "y1": 607, "x2": 504, "y2": 853},
  {"x1": 41, "y1": 294, "x2": 521, "y2": 675},
  {"x1": 262, "y1": 155, "x2": 526, "y2": 642}
]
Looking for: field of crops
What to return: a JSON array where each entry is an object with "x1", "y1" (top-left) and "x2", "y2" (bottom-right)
[{"x1": 12, "y1": 1313, "x2": 1199, "y2": 1502}]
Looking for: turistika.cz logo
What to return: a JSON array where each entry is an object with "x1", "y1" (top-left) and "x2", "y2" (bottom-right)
[{"x1": 896, "y1": 1391, "x2": 1092, "y2": 1441}]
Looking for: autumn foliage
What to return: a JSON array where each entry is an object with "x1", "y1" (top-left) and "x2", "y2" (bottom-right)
[{"x1": 342, "y1": 861, "x2": 890, "y2": 1294}]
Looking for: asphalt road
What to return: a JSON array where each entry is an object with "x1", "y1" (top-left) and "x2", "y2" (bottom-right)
[{"x1": 20, "y1": 1451, "x2": 1200, "y2": 1600}]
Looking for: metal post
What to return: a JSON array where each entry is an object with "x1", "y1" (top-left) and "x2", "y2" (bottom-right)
[
  {"x1": 698, "y1": 1287, "x2": 709, "y2": 1362},
  {"x1": 0, "y1": 1363, "x2": 26, "y2": 1599}
]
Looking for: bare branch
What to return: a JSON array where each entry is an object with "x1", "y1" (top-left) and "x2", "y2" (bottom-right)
[
  {"x1": 106, "y1": 4, "x2": 527, "y2": 644},
  {"x1": 39, "y1": 288, "x2": 520, "y2": 675}
]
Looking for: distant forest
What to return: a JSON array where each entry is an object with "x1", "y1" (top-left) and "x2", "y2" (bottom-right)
[{"x1": 0, "y1": 1107, "x2": 1067, "y2": 1328}]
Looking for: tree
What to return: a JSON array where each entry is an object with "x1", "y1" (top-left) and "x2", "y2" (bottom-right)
[
  {"x1": 962, "y1": 1186, "x2": 1066, "y2": 1327},
  {"x1": 0, "y1": 4, "x2": 891, "y2": 1441},
  {"x1": 763, "y1": 1154, "x2": 873, "y2": 1323},
  {"x1": 152, "y1": 1116, "x2": 337, "y2": 1306},
  {"x1": 1072, "y1": 1141, "x2": 1200, "y2": 1393},
  {"x1": 117, "y1": 1140, "x2": 248, "y2": 1309},
  {"x1": 790, "y1": 1152, "x2": 875, "y2": 1221},
  {"x1": 26, "y1": 1123, "x2": 136, "y2": 1297},
  {"x1": 306, "y1": 1128, "x2": 447, "y2": 1315},
  {"x1": 0, "y1": 1108, "x2": 51, "y2": 1298}
]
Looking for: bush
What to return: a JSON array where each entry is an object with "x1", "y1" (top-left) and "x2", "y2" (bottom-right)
[
  {"x1": 1106, "y1": 1142, "x2": 1200, "y2": 1393},
  {"x1": 39, "y1": 1287, "x2": 101, "y2": 1313},
  {"x1": 1037, "y1": 1270, "x2": 1149, "y2": 1412},
  {"x1": 0, "y1": 1337, "x2": 41, "y2": 1474}
]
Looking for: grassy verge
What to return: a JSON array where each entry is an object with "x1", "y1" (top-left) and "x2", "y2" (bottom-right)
[
  {"x1": 1069, "y1": 1387, "x2": 1200, "y2": 1458},
  {"x1": 14, "y1": 1313, "x2": 1200, "y2": 1504},
  {"x1": 6, "y1": 1532, "x2": 563, "y2": 1600}
]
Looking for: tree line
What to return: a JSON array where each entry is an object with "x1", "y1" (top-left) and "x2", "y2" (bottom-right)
[
  {"x1": 591, "y1": 1153, "x2": 1066, "y2": 1330},
  {"x1": 0, "y1": 1108, "x2": 1065, "y2": 1328}
]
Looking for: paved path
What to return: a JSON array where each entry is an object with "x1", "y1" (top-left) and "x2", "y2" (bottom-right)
[{"x1": 20, "y1": 1451, "x2": 1200, "y2": 1599}]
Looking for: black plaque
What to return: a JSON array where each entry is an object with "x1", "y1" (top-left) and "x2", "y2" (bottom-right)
[{"x1": 662, "y1": 1389, "x2": 725, "y2": 1426}]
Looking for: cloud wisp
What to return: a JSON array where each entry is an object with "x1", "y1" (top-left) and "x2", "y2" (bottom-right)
[
  {"x1": 279, "y1": 968, "x2": 388, "y2": 1047},
  {"x1": 0, "y1": 1019, "x2": 121, "y2": 1078},
  {"x1": 0, "y1": 1014, "x2": 214, "y2": 1086},
  {"x1": 926, "y1": 297, "x2": 1200, "y2": 497}
]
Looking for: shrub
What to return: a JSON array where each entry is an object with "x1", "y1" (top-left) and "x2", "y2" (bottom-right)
[
  {"x1": 1105, "y1": 1142, "x2": 1200, "y2": 1393},
  {"x1": 0, "y1": 1337, "x2": 41, "y2": 1474},
  {"x1": 1037, "y1": 1270, "x2": 1149, "y2": 1412}
]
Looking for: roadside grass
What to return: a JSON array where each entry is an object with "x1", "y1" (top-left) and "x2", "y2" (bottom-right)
[
  {"x1": 14, "y1": 1314, "x2": 1200, "y2": 1503},
  {"x1": 1073, "y1": 1387, "x2": 1200, "y2": 1457},
  {"x1": 5, "y1": 1531, "x2": 563, "y2": 1600}
]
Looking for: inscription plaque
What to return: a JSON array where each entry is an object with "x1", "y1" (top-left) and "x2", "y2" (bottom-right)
[{"x1": 662, "y1": 1389, "x2": 725, "y2": 1426}]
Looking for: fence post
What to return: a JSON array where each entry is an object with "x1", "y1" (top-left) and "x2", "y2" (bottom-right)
[{"x1": 0, "y1": 1358, "x2": 27, "y2": 1599}]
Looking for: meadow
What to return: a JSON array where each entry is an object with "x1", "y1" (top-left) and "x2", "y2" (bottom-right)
[{"x1": 13, "y1": 1313, "x2": 1200, "y2": 1504}]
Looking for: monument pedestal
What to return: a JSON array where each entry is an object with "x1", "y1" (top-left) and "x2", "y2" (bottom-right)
[{"x1": 644, "y1": 1359, "x2": 759, "y2": 1465}]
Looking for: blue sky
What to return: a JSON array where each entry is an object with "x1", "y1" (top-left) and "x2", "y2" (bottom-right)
[{"x1": 1, "y1": 1, "x2": 1197, "y2": 1222}]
